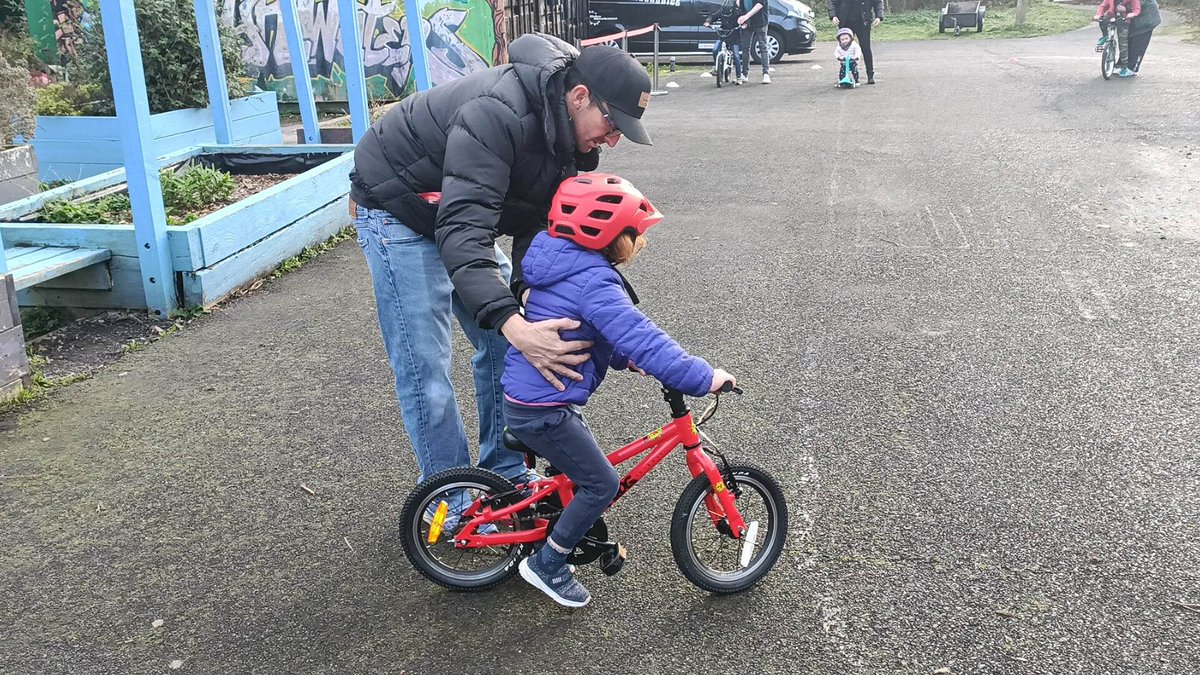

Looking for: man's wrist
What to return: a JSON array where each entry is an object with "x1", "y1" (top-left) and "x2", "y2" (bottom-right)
[{"x1": 499, "y1": 312, "x2": 527, "y2": 340}]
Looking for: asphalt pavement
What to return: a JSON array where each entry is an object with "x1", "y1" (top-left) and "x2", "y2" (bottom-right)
[{"x1": 2, "y1": 18, "x2": 1199, "y2": 675}]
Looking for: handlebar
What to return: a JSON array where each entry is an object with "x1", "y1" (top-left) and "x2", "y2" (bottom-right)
[{"x1": 718, "y1": 382, "x2": 743, "y2": 395}]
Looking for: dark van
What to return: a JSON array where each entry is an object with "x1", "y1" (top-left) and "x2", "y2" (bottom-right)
[{"x1": 586, "y1": 0, "x2": 816, "y2": 63}]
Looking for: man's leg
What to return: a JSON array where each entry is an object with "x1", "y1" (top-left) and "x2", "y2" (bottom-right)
[
  {"x1": 740, "y1": 29, "x2": 753, "y2": 79},
  {"x1": 849, "y1": 22, "x2": 874, "y2": 78},
  {"x1": 756, "y1": 25, "x2": 770, "y2": 74},
  {"x1": 355, "y1": 207, "x2": 471, "y2": 482},
  {"x1": 450, "y1": 245, "x2": 526, "y2": 482},
  {"x1": 1128, "y1": 29, "x2": 1152, "y2": 71}
]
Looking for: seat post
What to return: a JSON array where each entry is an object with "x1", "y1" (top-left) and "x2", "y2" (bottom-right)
[{"x1": 662, "y1": 387, "x2": 690, "y2": 419}]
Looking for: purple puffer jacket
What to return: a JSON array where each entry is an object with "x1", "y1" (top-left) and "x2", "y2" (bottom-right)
[{"x1": 502, "y1": 232, "x2": 714, "y2": 405}]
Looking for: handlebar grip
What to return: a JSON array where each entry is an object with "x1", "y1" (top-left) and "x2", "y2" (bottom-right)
[{"x1": 718, "y1": 382, "x2": 743, "y2": 395}]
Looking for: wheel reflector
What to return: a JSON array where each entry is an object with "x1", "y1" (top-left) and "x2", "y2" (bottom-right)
[
  {"x1": 740, "y1": 520, "x2": 759, "y2": 568},
  {"x1": 427, "y1": 500, "x2": 450, "y2": 544}
]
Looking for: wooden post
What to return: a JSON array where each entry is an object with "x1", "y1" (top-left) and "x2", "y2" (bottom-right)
[
  {"x1": 0, "y1": 274, "x2": 32, "y2": 399},
  {"x1": 279, "y1": 0, "x2": 321, "y2": 144},
  {"x1": 403, "y1": 0, "x2": 432, "y2": 91},
  {"x1": 193, "y1": 0, "x2": 234, "y2": 144},
  {"x1": 98, "y1": 0, "x2": 178, "y2": 316},
  {"x1": 337, "y1": 0, "x2": 370, "y2": 141},
  {"x1": 1015, "y1": 0, "x2": 1028, "y2": 26}
]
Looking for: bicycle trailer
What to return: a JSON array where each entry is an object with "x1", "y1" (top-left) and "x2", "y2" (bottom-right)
[{"x1": 939, "y1": 0, "x2": 986, "y2": 35}]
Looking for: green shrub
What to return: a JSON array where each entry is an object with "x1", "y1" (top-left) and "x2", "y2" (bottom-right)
[
  {"x1": 161, "y1": 165, "x2": 235, "y2": 211},
  {"x1": 39, "y1": 165, "x2": 236, "y2": 225},
  {"x1": 0, "y1": 53, "x2": 35, "y2": 144},
  {"x1": 61, "y1": 0, "x2": 247, "y2": 116},
  {"x1": 34, "y1": 81, "x2": 105, "y2": 116}
]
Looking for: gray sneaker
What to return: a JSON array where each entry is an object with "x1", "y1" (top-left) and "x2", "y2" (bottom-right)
[{"x1": 519, "y1": 554, "x2": 591, "y2": 607}]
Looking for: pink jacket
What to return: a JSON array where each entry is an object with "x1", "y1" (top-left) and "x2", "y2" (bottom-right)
[{"x1": 1095, "y1": 0, "x2": 1141, "y2": 18}]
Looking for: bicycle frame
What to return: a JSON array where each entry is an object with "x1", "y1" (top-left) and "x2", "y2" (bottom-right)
[{"x1": 452, "y1": 394, "x2": 748, "y2": 549}]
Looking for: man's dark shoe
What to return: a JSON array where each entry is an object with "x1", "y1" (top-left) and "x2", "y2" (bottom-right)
[{"x1": 867, "y1": 74, "x2": 876, "y2": 85}]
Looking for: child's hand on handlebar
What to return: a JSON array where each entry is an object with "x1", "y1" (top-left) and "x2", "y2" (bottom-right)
[
  {"x1": 709, "y1": 368, "x2": 737, "y2": 393},
  {"x1": 627, "y1": 361, "x2": 648, "y2": 376}
]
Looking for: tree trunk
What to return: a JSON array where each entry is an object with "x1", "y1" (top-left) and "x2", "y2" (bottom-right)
[{"x1": 1015, "y1": 0, "x2": 1029, "y2": 26}]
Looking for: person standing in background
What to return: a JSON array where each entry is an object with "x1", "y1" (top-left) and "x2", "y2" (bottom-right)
[{"x1": 738, "y1": 0, "x2": 772, "y2": 84}]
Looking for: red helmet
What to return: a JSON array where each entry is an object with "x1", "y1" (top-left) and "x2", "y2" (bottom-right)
[{"x1": 548, "y1": 174, "x2": 664, "y2": 250}]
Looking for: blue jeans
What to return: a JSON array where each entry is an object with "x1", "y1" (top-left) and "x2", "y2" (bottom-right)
[{"x1": 354, "y1": 206, "x2": 525, "y2": 483}]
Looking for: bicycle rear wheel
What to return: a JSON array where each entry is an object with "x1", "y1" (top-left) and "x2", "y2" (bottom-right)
[
  {"x1": 670, "y1": 463, "x2": 788, "y2": 594},
  {"x1": 399, "y1": 467, "x2": 530, "y2": 591}
]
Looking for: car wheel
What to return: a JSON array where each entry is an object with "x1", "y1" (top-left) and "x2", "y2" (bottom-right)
[{"x1": 763, "y1": 28, "x2": 784, "y2": 64}]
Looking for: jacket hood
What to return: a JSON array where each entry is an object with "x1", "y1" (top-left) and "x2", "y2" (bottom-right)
[
  {"x1": 522, "y1": 231, "x2": 610, "y2": 288},
  {"x1": 510, "y1": 33, "x2": 579, "y2": 156}
]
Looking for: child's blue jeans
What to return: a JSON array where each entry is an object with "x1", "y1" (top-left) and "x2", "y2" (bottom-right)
[
  {"x1": 503, "y1": 400, "x2": 619, "y2": 549},
  {"x1": 354, "y1": 206, "x2": 526, "y2": 483}
]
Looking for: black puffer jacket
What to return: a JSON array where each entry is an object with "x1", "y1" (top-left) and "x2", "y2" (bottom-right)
[
  {"x1": 349, "y1": 34, "x2": 599, "y2": 331},
  {"x1": 828, "y1": 0, "x2": 884, "y2": 24}
]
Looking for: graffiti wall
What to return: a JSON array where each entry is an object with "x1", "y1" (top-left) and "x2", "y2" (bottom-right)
[
  {"x1": 27, "y1": 0, "x2": 508, "y2": 102},
  {"x1": 222, "y1": 0, "x2": 508, "y2": 102}
]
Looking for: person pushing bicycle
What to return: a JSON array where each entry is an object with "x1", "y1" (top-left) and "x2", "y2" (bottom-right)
[
  {"x1": 1095, "y1": 0, "x2": 1141, "y2": 77},
  {"x1": 503, "y1": 175, "x2": 737, "y2": 607}
]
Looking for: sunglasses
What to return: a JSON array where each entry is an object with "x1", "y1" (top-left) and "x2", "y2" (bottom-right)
[{"x1": 595, "y1": 98, "x2": 622, "y2": 140}]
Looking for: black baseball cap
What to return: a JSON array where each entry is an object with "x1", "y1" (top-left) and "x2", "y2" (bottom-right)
[{"x1": 574, "y1": 46, "x2": 654, "y2": 146}]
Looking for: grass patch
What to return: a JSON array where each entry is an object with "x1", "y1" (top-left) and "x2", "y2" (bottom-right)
[
  {"x1": 813, "y1": 0, "x2": 1092, "y2": 42},
  {"x1": 271, "y1": 226, "x2": 356, "y2": 279},
  {"x1": 0, "y1": 352, "x2": 90, "y2": 411}
]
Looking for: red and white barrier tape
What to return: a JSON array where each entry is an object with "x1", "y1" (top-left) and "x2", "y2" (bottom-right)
[{"x1": 579, "y1": 23, "x2": 658, "y2": 48}]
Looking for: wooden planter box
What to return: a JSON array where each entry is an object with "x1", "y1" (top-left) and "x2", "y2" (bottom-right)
[
  {"x1": 0, "y1": 144, "x2": 354, "y2": 310},
  {"x1": 296, "y1": 127, "x2": 354, "y2": 145},
  {"x1": 0, "y1": 146, "x2": 39, "y2": 205},
  {"x1": 30, "y1": 92, "x2": 283, "y2": 183}
]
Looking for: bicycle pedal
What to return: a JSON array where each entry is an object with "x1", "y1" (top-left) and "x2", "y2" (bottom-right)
[{"x1": 599, "y1": 544, "x2": 627, "y2": 577}]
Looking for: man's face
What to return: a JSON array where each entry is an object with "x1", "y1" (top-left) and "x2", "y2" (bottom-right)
[{"x1": 569, "y1": 85, "x2": 622, "y2": 153}]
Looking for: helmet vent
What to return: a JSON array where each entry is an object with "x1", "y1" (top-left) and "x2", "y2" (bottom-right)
[
  {"x1": 561, "y1": 204, "x2": 577, "y2": 214},
  {"x1": 588, "y1": 209, "x2": 614, "y2": 221},
  {"x1": 581, "y1": 225, "x2": 602, "y2": 237},
  {"x1": 606, "y1": 177, "x2": 621, "y2": 184},
  {"x1": 553, "y1": 224, "x2": 577, "y2": 236},
  {"x1": 576, "y1": 177, "x2": 593, "y2": 184},
  {"x1": 597, "y1": 194, "x2": 623, "y2": 205}
]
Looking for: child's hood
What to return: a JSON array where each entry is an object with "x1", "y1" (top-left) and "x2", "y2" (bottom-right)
[{"x1": 521, "y1": 230, "x2": 612, "y2": 288}]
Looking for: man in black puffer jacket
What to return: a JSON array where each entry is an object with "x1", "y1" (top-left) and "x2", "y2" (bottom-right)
[
  {"x1": 829, "y1": 0, "x2": 884, "y2": 84},
  {"x1": 349, "y1": 34, "x2": 653, "y2": 485}
]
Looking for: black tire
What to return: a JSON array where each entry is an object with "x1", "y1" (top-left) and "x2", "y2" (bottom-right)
[
  {"x1": 1101, "y1": 40, "x2": 1116, "y2": 79},
  {"x1": 399, "y1": 467, "x2": 527, "y2": 592},
  {"x1": 669, "y1": 463, "x2": 788, "y2": 594},
  {"x1": 715, "y1": 51, "x2": 727, "y2": 88}
]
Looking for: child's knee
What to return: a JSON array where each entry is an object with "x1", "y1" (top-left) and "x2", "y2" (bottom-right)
[{"x1": 597, "y1": 465, "x2": 620, "y2": 502}]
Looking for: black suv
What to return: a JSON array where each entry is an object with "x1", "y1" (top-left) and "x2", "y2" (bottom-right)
[{"x1": 586, "y1": 0, "x2": 816, "y2": 63}]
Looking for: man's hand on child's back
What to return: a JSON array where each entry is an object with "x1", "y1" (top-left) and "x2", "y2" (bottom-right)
[
  {"x1": 709, "y1": 368, "x2": 737, "y2": 393},
  {"x1": 501, "y1": 315, "x2": 594, "y2": 392},
  {"x1": 627, "y1": 361, "x2": 648, "y2": 376}
]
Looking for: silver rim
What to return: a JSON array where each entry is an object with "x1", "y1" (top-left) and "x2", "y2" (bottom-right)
[
  {"x1": 766, "y1": 35, "x2": 780, "y2": 61},
  {"x1": 410, "y1": 480, "x2": 522, "y2": 583},
  {"x1": 682, "y1": 474, "x2": 780, "y2": 583}
]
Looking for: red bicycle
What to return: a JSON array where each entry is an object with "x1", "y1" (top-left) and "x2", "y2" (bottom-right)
[{"x1": 399, "y1": 384, "x2": 788, "y2": 594}]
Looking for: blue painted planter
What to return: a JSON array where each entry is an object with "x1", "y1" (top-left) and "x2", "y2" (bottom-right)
[
  {"x1": 30, "y1": 92, "x2": 283, "y2": 183},
  {"x1": 0, "y1": 144, "x2": 354, "y2": 309}
]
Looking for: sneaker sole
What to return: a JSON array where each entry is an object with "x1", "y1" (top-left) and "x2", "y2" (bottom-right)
[{"x1": 519, "y1": 558, "x2": 590, "y2": 608}]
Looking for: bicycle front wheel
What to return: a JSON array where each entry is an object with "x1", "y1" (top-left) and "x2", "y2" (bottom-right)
[
  {"x1": 715, "y1": 51, "x2": 728, "y2": 88},
  {"x1": 1101, "y1": 40, "x2": 1116, "y2": 79},
  {"x1": 670, "y1": 463, "x2": 788, "y2": 594}
]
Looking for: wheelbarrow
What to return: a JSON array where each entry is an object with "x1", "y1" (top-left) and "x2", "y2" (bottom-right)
[{"x1": 939, "y1": 0, "x2": 985, "y2": 35}]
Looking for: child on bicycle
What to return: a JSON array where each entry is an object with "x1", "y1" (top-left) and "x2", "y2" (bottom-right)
[
  {"x1": 834, "y1": 28, "x2": 861, "y2": 86},
  {"x1": 706, "y1": 1, "x2": 745, "y2": 83},
  {"x1": 502, "y1": 174, "x2": 737, "y2": 607},
  {"x1": 1095, "y1": 0, "x2": 1141, "y2": 76}
]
